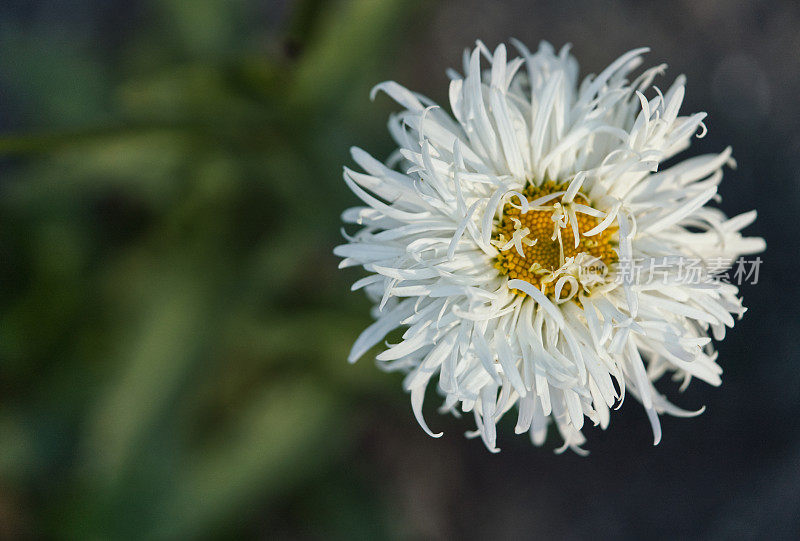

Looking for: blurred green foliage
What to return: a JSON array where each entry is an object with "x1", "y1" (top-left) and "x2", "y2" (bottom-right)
[{"x1": 0, "y1": 0, "x2": 423, "y2": 537}]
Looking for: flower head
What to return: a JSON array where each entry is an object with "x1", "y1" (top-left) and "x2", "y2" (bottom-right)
[{"x1": 335, "y1": 40, "x2": 765, "y2": 453}]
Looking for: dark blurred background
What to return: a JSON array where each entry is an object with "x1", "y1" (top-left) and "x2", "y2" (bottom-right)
[{"x1": 0, "y1": 0, "x2": 797, "y2": 539}]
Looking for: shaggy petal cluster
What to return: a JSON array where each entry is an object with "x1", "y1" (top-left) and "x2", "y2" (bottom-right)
[{"x1": 335, "y1": 40, "x2": 764, "y2": 453}]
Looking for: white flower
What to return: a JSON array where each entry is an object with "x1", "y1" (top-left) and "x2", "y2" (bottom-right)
[{"x1": 335, "y1": 40, "x2": 765, "y2": 454}]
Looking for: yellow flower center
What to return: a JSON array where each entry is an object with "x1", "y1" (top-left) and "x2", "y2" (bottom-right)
[{"x1": 493, "y1": 181, "x2": 618, "y2": 300}]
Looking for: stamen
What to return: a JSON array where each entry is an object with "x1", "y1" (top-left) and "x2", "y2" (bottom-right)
[{"x1": 492, "y1": 181, "x2": 619, "y2": 301}]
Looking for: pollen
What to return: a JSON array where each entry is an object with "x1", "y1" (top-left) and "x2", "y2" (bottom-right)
[{"x1": 493, "y1": 181, "x2": 618, "y2": 299}]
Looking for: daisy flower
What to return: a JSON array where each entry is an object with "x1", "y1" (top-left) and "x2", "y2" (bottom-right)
[{"x1": 335, "y1": 40, "x2": 765, "y2": 453}]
